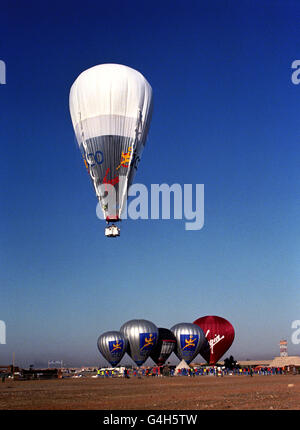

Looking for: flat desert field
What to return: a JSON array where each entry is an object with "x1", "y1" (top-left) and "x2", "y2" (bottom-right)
[{"x1": 0, "y1": 375, "x2": 299, "y2": 410}]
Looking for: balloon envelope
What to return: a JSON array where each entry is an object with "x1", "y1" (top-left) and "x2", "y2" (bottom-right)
[
  {"x1": 193, "y1": 315, "x2": 235, "y2": 365},
  {"x1": 170, "y1": 323, "x2": 205, "y2": 364},
  {"x1": 150, "y1": 328, "x2": 176, "y2": 366},
  {"x1": 69, "y1": 63, "x2": 153, "y2": 221},
  {"x1": 120, "y1": 319, "x2": 158, "y2": 366},
  {"x1": 97, "y1": 331, "x2": 126, "y2": 366}
]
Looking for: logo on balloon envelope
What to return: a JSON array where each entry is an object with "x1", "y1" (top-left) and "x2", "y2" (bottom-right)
[
  {"x1": 116, "y1": 147, "x2": 132, "y2": 170},
  {"x1": 180, "y1": 334, "x2": 199, "y2": 357},
  {"x1": 205, "y1": 330, "x2": 225, "y2": 354},
  {"x1": 139, "y1": 333, "x2": 157, "y2": 354},
  {"x1": 109, "y1": 339, "x2": 124, "y2": 355}
]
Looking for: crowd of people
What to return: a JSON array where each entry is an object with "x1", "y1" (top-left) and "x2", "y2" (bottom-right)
[
  {"x1": 96, "y1": 365, "x2": 295, "y2": 378},
  {"x1": 175, "y1": 366, "x2": 288, "y2": 377}
]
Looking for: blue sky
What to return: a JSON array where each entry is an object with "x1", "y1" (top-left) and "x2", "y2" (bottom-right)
[{"x1": 0, "y1": 0, "x2": 299, "y2": 367}]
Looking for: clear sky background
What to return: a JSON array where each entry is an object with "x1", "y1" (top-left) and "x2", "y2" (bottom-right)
[{"x1": 0, "y1": 0, "x2": 299, "y2": 367}]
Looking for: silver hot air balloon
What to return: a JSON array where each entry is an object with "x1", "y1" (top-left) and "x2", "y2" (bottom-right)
[
  {"x1": 69, "y1": 64, "x2": 153, "y2": 237},
  {"x1": 120, "y1": 319, "x2": 158, "y2": 366},
  {"x1": 97, "y1": 331, "x2": 126, "y2": 366},
  {"x1": 170, "y1": 323, "x2": 205, "y2": 364}
]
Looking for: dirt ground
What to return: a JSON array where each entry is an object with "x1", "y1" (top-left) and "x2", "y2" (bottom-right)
[{"x1": 0, "y1": 375, "x2": 299, "y2": 410}]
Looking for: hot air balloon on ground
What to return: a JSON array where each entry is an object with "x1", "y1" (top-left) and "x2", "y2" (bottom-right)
[
  {"x1": 150, "y1": 327, "x2": 176, "y2": 366},
  {"x1": 170, "y1": 323, "x2": 205, "y2": 364},
  {"x1": 120, "y1": 319, "x2": 158, "y2": 366},
  {"x1": 69, "y1": 63, "x2": 153, "y2": 237},
  {"x1": 193, "y1": 315, "x2": 235, "y2": 365},
  {"x1": 97, "y1": 331, "x2": 126, "y2": 367}
]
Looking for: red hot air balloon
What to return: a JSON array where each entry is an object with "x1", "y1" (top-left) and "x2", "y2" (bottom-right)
[{"x1": 193, "y1": 316, "x2": 235, "y2": 365}]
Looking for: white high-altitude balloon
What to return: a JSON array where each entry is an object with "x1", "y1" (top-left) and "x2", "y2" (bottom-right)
[{"x1": 69, "y1": 63, "x2": 153, "y2": 233}]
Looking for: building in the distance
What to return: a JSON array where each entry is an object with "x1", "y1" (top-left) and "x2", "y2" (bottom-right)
[
  {"x1": 279, "y1": 340, "x2": 288, "y2": 357},
  {"x1": 268, "y1": 356, "x2": 300, "y2": 371}
]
